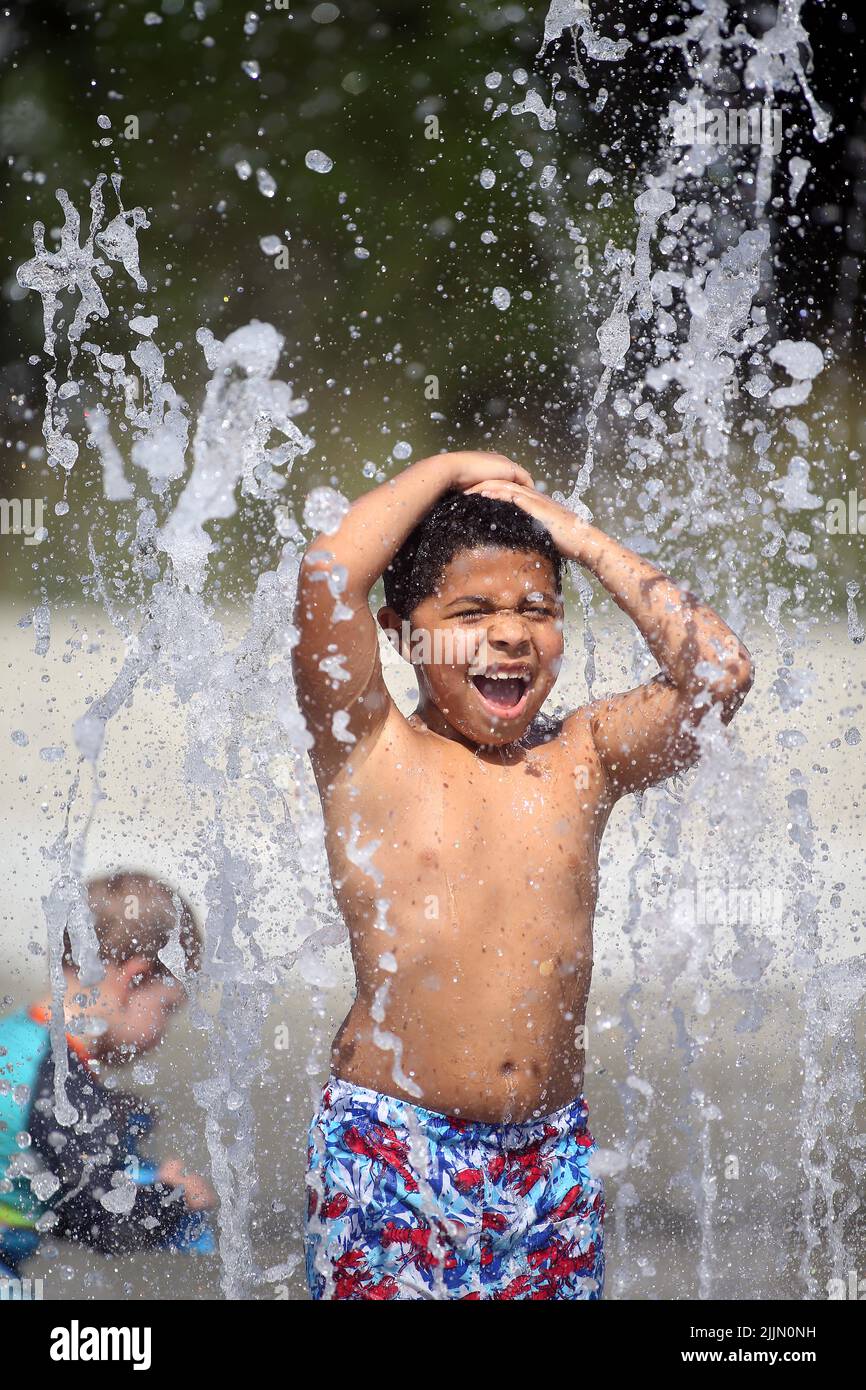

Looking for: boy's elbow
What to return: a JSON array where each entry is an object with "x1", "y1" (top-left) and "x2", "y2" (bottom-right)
[
  {"x1": 726, "y1": 644, "x2": 754, "y2": 697},
  {"x1": 299, "y1": 538, "x2": 337, "y2": 578},
  {"x1": 713, "y1": 645, "x2": 754, "y2": 722},
  {"x1": 295, "y1": 542, "x2": 342, "y2": 613}
]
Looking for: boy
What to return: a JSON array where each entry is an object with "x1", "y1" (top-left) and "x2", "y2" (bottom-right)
[
  {"x1": 0, "y1": 872, "x2": 216, "y2": 1280},
  {"x1": 292, "y1": 451, "x2": 752, "y2": 1300}
]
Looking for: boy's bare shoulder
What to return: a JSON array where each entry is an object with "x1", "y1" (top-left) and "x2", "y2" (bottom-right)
[
  {"x1": 505, "y1": 707, "x2": 606, "y2": 782},
  {"x1": 549, "y1": 708, "x2": 612, "y2": 800},
  {"x1": 559, "y1": 704, "x2": 600, "y2": 749}
]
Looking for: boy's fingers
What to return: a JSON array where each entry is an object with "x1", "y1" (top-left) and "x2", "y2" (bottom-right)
[
  {"x1": 468, "y1": 481, "x2": 530, "y2": 498},
  {"x1": 465, "y1": 478, "x2": 529, "y2": 494},
  {"x1": 489, "y1": 461, "x2": 533, "y2": 487}
]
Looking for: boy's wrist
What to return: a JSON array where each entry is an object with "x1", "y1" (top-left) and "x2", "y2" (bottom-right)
[
  {"x1": 555, "y1": 511, "x2": 603, "y2": 566},
  {"x1": 577, "y1": 516, "x2": 605, "y2": 551},
  {"x1": 410, "y1": 453, "x2": 461, "y2": 493}
]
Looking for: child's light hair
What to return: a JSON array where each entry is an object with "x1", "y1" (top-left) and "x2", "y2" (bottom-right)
[{"x1": 61, "y1": 872, "x2": 202, "y2": 978}]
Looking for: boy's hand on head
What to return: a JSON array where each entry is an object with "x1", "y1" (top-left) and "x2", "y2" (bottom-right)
[
  {"x1": 464, "y1": 478, "x2": 582, "y2": 556},
  {"x1": 426, "y1": 451, "x2": 535, "y2": 493}
]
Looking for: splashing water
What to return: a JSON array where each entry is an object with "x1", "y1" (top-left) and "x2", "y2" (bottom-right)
[
  {"x1": 505, "y1": 0, "x2": 863, "y2": 1297},
  {"x1": 14, "y1": 0, "x2": 864, "y2": 1301},
  {"x1": 17, "y1": 172, "x2": 324, "y2": 1296}
]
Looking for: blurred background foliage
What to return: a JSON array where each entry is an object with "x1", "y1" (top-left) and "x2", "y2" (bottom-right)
[{"x1": 0, "y1": 0, "x2": 864, "y2": 608}]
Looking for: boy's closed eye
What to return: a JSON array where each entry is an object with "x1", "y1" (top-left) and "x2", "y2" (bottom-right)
[{"x1": 448, "y1": 599, "x2": 558, "y2": 621}]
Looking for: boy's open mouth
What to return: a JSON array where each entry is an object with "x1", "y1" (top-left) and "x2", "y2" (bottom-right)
[{"x1": 469, "y1": 668, "x2": 533, "y2": 718}]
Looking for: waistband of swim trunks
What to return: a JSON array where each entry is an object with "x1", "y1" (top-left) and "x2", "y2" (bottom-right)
[{"x1": 316, "y1": 1075, "x2": 590, "y2": 1148}]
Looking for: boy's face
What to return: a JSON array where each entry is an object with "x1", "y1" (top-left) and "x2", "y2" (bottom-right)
[
  {"x1": 397, "y1": 546, "x2": 564, "y2": 747},
  {"x1": 71, "y1": 958, "x2": 185, "y2": 1064}
]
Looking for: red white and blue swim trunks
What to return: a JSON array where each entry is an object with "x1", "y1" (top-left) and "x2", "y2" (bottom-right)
[{"x1": 304, "y1": 1076, "x2": 605, "y2": 1300}]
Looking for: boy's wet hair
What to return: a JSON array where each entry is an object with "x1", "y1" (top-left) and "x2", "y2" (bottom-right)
[
  {"x1": 383, "y1": 488, "x2": 564, "y2": 621},
  {"x1": 62, "y1": 872, "x2": 202, "y2": 979}
]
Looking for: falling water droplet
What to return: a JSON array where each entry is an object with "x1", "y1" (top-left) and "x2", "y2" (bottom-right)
[
  {"x1": 305, "y1": 149, "x2": 334, "y2": 174},
  {"x1": 256, "y1": 168, "x2": 277, "y2": 198},
  {"x1": 304, "y1": 486, "x2": 350, "y2": 533},
  {"x1": 846, "y1": 582, "x2": 864, "y2": 644}
]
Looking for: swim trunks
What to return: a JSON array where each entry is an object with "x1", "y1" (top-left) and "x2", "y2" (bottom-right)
[{"x1": 304, "y1": 1076, "x2": 605, "y2": 1300}]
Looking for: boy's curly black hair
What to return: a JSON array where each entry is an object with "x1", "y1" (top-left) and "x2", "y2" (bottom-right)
[{"x1": 383, "y1": 488, "x2": 564, "y2": 622}]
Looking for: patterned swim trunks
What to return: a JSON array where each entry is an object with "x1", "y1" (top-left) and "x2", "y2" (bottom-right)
[{"x1": 304, "y1": 1076, "x2": 605, "y2": 1301}]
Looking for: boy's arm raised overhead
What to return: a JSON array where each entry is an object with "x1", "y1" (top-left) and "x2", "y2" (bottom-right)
[
  {"x1": 292, "y1": 451, "x2": 535, "y2": 784},
  {"x1": 464, "y1": 479, "x2": 754, "y2": 798}
]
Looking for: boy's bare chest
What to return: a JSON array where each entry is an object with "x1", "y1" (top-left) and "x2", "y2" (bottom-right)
[{"x1": 325, "y1": 721, "x2": 610, "y2": 892}]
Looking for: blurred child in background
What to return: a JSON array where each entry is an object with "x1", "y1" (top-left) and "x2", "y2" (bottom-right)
[{"x1": 0, "y1": 872, "x2": 216, "y2": 1280}]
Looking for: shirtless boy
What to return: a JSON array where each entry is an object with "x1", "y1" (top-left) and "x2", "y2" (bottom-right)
[{"x1": 292, "y1": 451, "x2": 753, "y2": 1300}]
